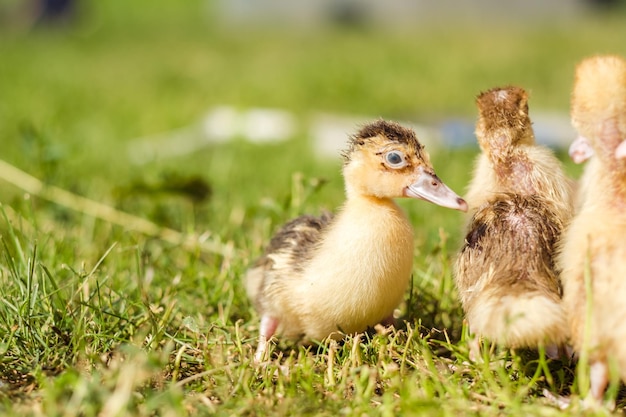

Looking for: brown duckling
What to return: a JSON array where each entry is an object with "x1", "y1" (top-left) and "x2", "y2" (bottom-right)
[
  {"x1": 559, "y1": 54, "x2": 626, "y2": 404},
  {"x1": 454, "y1": 86, "x2": 574, "y2": 357},
  {"x1": 246, "y1": 120, "x2": 468, "y2": 362}
]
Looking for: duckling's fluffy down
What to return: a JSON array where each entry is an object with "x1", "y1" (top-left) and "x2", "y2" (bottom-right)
[
  {"x1": 455, "y1": 193, "x2": 568, "y2": 347},
  {"x1": 560, "y1": 192, "x2": 626, "y2": 382},
  {"x1": 466, "y1": 283, "x2": 567, "y2": 348},
  {"x1": 246, "y1": 212, "x2": 333, "y2": 312}
]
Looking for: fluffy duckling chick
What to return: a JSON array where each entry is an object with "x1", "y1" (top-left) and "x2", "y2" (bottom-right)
[
  {"x1": 247, "y1": 120, "x2": 468, "y2": 362},
  {"x1": 455, "y1": 86, "x2": 574, "y2": 356},
  {"x1": 559, "y1": 54, "x2": 626, "y2": 404},
  {"x1": 463, "y1": 86, "x2": 574, "y2": 216}
]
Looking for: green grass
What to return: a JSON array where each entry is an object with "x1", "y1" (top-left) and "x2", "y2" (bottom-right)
[{"x1": 0, "y1": 1, "x2": 625, "y2": 415}]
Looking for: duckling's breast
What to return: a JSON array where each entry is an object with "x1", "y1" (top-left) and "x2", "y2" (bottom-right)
[{"x1": 293, "y1": 197, "x2": 415, "y2": 340}]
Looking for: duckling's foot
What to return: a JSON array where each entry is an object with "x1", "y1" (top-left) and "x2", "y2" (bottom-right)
[
  {"x1": 543, "y1": 389, "x2": 615, "y2": 412},
  {"x1": 543, "y1": 360, "x2": 613, "y2": 411},
  {"x1": 589, "y1": 360, "x2": 609, "y2": 405},
  {"x1": 254, "y1": 339, "x2": 269, "y2": 364},
  {"x1": 542, "y1": 389, "x2": 571, "y2": 410},
  {"x1": 583, "y1": 395, "x2": 615, "y2": 412},
  {"x1": 526, "y1": 343, "x2": 571, "y2": 363},
  {"x1": 545, "y1": 343, "x2": 576, "y2": 362},
  {"x1": 380, "y1": 314, "x2": 396, "y2": 328},
  {"x1": 468, "y1": 336, "x2": 482, "y2": 363},
  {"x1": 562, "y1": 344, "x2": 576, "y2": 361},
  {"x1": 545, "y1": 344, "x2": 559, "y2": 360},
  {"x1": 254, "y1": 315, "x2": 279, "y2": 363}
]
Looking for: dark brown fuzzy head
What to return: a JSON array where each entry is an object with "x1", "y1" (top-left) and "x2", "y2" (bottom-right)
[
  {"x1": 342, "y1": 119, "x2": 426, "y2": 165},
  {"x1": 476, "y1": 86, "x2": 530, "y2": 131},
  {"x1": 475, "y1": 86, "x2": 535, "y2": 157}
]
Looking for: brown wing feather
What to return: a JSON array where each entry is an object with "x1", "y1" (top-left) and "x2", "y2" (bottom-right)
[
  {"x1": 455, "y1": 193, "x2": 565, "y2": 310},
  {"x1": 246, "y1": 212, "x2": 334, "y2": 313}
]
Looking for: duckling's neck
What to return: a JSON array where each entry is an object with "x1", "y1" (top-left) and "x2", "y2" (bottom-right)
[
  {"x1": 587, "y1": 157, "x2": 626, "y2": 211},
  {"x1": 335, "y1": 192, "x2": 415, "y2": 278},
  {"x1": 345, "y1": 191, "x2": 395, "y2": 207},
  {"x1": 488, "y1": 147, "x2": 536, "y2": 195},
  {"x1": 594, "y1": 119, "x2": 626, "y2": 207}
]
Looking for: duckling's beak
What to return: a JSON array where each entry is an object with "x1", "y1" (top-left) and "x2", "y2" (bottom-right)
[
  {"x1": 404, "y1": 167, "x2": 468, "y2": 212},
  {"x1": 569, "y1": 135, "x2": 594, "y2": 164},
  {"x1": 615, "y1": 139, "x2": 626, "y2": 159}
]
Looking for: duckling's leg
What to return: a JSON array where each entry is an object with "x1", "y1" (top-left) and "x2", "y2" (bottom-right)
[
  {"x1": 586, "y1": 359, "x2": 609, "y2": 405},
  {"x1": 561, "y1": 344, "x2": 576, "y2": 361},
  {"x1": 467, "y1": 326, "x2": 482, "y2": 362},
  {"x1": 468, "y1": 337, "x2": 481, "y2": 362},
  {"x1": 544, "y1": 359, "x2": 612, "y2": 411},
  {"x1": 254, "y1": 315, "x2": 279, "y2": 363},
  {"x1": 542, "y1": 389, "x2": 571, "y2": 410},
  {"x1": 545, "y1": 344, "x2": 559, "y2": 360},
  {"x1": 544, "y1": 344, "x2": 574, "y2": 361},
  {"x1": 380, "y1": 314, "x2": 396, "y2": 328}
]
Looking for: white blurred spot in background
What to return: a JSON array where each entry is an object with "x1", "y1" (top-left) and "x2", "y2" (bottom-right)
[{"x1": 128, "y1": 105, "x2": 575, "y2": 165}]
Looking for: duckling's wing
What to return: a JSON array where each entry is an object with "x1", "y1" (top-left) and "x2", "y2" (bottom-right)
[
  {"x1": 455, "y1": 193, "x2": 569, "y2": 346},
  {"x1": 456, "y1": 193, "x2": 565, "y2": 304},
  {"x1": 246, "y1": 211, "x2": 334, "y2": 311}
]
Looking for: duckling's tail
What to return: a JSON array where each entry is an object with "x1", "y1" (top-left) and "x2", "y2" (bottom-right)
[
  {"x1": 467, "y1": 291, "x2": 567, "y2": 348},
  {"x1": 245, "y1": 266, "x2": 264, "y2": 303}
]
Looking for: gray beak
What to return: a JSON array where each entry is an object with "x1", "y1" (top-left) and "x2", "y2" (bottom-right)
[
  {"x1": 404, "y1": 167, "x2": 468, "y2": 212},
  {"x1": 616, "y1": 139, "x2": 626, "y2": 159},
  {"x1": 569, "y1": 135, "x2": 594, "y2": 164}
]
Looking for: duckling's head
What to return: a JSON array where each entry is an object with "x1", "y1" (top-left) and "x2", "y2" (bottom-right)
[
  {"x1": 342, "y1": 120, "x2": 467, "y2": 211},
  {"x1": 475, "y1": 86, "x2": 534, "y2": 162},
  {"x1": 571, "y1": 55, "x2": 626, "y2": 163}
]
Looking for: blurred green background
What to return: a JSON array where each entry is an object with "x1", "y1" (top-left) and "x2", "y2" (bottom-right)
[
  {"x1": 2, "y1": 3, "x2": 626, "y2": 271},
  {"x1": 1, "y1": 0, "x2": 625, "y2": 251}
]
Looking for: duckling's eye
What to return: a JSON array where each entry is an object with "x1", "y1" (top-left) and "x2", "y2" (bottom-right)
[{"x1": 384, "y1": 151, "x2": 407, "y2": 168}]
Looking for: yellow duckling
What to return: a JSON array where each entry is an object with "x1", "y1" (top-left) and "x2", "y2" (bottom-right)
[
  {"x1": 454, "y1": 86, "x2": 574, "y2": 358},
  {"x1": 247, "y1": 119, "x2": 468, "y2": 362},
  {"x1": 559, "y1": 54, "x2": 626, "y2": 404}
]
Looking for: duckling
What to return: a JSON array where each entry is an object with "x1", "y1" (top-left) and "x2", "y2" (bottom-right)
[
  {"x1": 247, "y1": 119, "x2": 468, "y2": 362},
  {"x1": 559, "y1": 54, "x2": 626, "y2": 404},
  {"x1": 454, "y1": 86, "x2": 574, "y2": 357}
]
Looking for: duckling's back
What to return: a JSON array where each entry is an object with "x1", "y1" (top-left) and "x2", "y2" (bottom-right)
[{"x1": 455, "y1": 193, "x2": 567, "y2": 347}]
